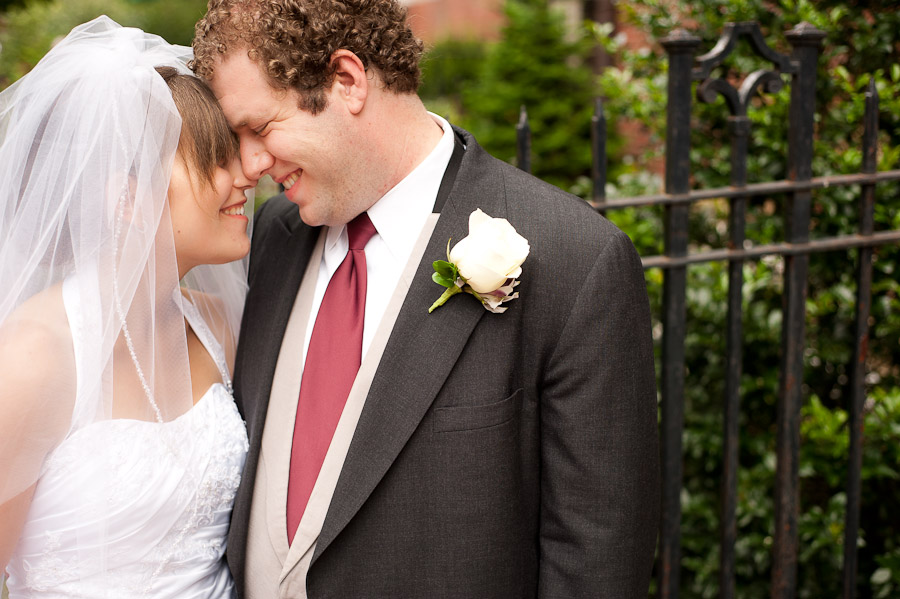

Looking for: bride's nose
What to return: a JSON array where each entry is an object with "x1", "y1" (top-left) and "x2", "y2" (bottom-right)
[{"x1": 230, "y1": 158, "x2": 255, "y2": 191}]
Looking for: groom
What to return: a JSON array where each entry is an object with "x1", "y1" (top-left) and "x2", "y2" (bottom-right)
[{"x1": 193, "y1": 0, "x2": 659, "y2": 596}]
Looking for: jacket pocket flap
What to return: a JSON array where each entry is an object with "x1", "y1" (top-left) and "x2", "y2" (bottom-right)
[{"x1": 433, "y1": 388, "x2": 523, "y2": 433}]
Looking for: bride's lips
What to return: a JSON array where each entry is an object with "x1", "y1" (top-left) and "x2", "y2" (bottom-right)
[{"x1": 221, "y1": 199, "x2": 247, "y2": 218}]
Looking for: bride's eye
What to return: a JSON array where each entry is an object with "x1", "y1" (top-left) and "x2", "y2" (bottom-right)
[{"x1": 252, "y1": 122, "x2": 270, "y2": 136}]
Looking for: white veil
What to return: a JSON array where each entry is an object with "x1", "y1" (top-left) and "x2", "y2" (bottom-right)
[{"x1": 0, "y1": 15, "x2": 249, "y2": 577}]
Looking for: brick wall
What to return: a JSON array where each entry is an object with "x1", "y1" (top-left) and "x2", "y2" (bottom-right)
[{"x1": 401, "y1": 0, "x2": 506, "y2": 43}]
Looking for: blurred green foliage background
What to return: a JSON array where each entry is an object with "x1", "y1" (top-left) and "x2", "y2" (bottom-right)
[
  {"x1": 0, "y1": 0, "x2": 208, "y2": 87},
  {"x1": 2, "y1": 0, "x2": 899, "y2": 597}
]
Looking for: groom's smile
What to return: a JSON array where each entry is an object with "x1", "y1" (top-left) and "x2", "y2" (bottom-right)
[
  {"x1": 277, "y1": 168, "x2": 303, "y2": 200},
  {"x1": 281, "y1": 169, "x2": 301, "y2": 190}
]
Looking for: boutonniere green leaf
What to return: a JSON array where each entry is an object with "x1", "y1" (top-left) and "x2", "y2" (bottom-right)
[{"x1": 431, "y1": 241, "x2": 459, "y2": 289}]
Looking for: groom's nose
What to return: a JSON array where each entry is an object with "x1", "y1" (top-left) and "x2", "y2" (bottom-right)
[{"x1": 239, "y1": 137, "x2": 275, "y2": 182}]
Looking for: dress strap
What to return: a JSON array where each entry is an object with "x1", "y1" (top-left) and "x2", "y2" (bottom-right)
[{"x1": 180, "y1": 293, "x2": 233, "y2": 393}]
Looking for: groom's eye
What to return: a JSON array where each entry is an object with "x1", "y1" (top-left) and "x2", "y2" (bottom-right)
[{"x1": 253, "y1": 122, "x2": 270, "y2": 136}]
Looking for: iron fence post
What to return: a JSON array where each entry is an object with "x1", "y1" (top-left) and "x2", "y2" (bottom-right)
[
  {"x1": 773, "y1": 22, "x2": 825, "y2": 599},
  {"x1": 658, "y1": 28, "x2": 701, "y2": 599},
  {"x1": 516, "y1": 105, "x2": 532, "y2": 174},
  {"x1": 591, "y1": 97, "x2": 608, "y2": 212},
  {"x1": 842, "y1": 78, "x2": 878, "y2": 599},
  {"x1": 721, "y1": 113, "x2": 750, "y2": 599}
]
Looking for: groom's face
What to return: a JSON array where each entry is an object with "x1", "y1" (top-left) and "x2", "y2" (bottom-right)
[{"x1": 209, "y1": 52, "x2": 360, "y2": 227}]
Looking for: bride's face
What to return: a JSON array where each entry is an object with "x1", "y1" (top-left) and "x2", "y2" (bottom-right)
[{"x1": 167, "y1": 155, "x2": 252, "y2": 277}]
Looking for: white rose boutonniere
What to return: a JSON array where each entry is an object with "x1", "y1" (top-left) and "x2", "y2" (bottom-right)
[{"x1": 429, "y1": 209, "x2": 530, "y2": 314}]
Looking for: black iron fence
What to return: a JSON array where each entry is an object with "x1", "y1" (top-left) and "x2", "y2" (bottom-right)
[{"x1": 515, "y1": 21, "x2": 900, "y2": 599}]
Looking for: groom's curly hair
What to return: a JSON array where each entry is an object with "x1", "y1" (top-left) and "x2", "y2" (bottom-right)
[{"x1": 191, "y1": 0, "x2": 424, "y2": 115}]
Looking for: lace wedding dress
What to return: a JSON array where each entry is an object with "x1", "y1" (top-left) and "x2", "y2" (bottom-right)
[{"x1": 5, "y1": 277, "x2": 250, "y2": 598}]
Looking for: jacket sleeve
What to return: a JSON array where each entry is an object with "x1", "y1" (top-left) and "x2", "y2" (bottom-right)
[{"x1": 538, "y1": 229, "x2": 660, "y2": 598}]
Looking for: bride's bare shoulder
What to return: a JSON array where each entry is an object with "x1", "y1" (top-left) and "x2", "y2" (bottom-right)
[
  {"x1": 0, "y1": 284, "x2": 75, "y2": 400},
  {"x1": 1, "y1": 283, "x2": 71, "y2": 343}
]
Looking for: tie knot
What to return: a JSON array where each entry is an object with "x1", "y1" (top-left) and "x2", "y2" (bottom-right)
[{"x1": 347, "y1": 212, "x2": 377, "y2": 250}]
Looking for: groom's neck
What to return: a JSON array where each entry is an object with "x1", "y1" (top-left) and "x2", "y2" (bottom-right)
[{"x1": 361, "y1": 90, "x2": 445, "y2": 203}]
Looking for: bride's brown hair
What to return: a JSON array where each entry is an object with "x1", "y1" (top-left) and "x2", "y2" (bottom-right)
[{"x1": 155, "y1": 66, "x2": 238, "y2": 189}]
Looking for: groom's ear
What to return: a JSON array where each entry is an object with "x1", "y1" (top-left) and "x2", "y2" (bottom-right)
[{"x1": 330, "y1": 50, "x2": 368, "y2": 115}]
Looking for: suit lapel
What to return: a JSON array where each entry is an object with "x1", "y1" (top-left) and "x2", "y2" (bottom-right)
[{"x1": 314, "y1": 134, "x2": 509, "y2": 560}]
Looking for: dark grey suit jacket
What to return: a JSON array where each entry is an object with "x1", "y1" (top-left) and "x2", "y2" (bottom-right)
[{"x1": 228, "y1": 127, "x2": 660, "y2": 598}]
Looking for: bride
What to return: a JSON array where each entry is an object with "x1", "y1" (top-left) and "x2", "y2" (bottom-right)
[{"x1": 0, "y1": 16, "x2": 252, "y2": 598}]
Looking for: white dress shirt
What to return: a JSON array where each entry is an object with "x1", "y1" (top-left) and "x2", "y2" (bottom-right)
[{"x1": 301, "y1": 113, "x2": 456, "y2": 365}]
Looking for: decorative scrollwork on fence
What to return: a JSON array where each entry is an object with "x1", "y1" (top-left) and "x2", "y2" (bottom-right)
[{"x1": 693, "y1": 21, "x2": 795, "y2": 116}]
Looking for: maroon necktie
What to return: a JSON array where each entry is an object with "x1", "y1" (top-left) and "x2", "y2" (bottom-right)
[{"x1": 286, "y1": 212, "x2": 377, "y2": 544}]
